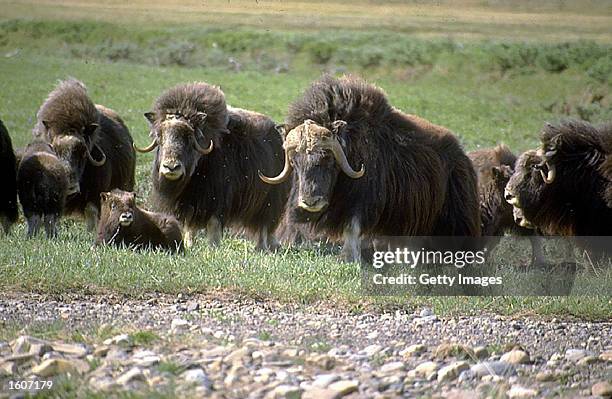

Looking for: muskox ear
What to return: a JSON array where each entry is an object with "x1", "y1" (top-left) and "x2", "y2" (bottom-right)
[
  {"x1": 83, "y1": 123, "x2": 99, "y2": 137},
  {"x1": 275, "y1": 124, "x2": 287, "y2": 138},
  {"x1": 144, "y1": 112, "x2": 156, "y2": 126},
  {"x1": 331, "y1": 120, "x2": 348, "y2": 135},
  {"x1": 42, "y1": 120, "x2": 51, "y2": 131},
  {"x1": 100, "y1": 192, "x2": 109, "y2": 202}
]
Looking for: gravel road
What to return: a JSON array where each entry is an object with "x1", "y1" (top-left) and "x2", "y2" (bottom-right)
[{"x1": 0, "y1": 292, "x2": 610, "y2": 398}]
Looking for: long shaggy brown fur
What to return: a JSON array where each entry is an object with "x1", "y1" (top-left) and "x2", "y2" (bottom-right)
[
  {"x1": 149, "y1": 83, "x2": 289, "y2": 247},
  {"x1": 508, "y1": 120, "x2": 612, "y2": 236},
  {"x1": 97, "y1": 189, "x2": 183, "y2": 253},
  {"x1": 469, "y1": 144, "x2": 520, "y2": 235},
  {"x1": 0, "y1": 119, "x2": 18, "y2": 234},
  {"x1": 285, "y1": 75, "x2": 481, "y2": 238},
  {"x1": 33, "y1": 79, "x2": 135, "y2": 221},
  {"x1": 17, "y1": 141, "x2": 70, "y2": 238}
]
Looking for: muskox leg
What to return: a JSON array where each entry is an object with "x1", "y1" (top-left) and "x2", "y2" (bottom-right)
[
  {"x1": 529, "y1": 235, "x2": 546, "y2": 267},
  {"x1": 183, "y1": 226, "x2": 196, "y2": 249},
  {"x1": 255, "y1": 227, "x2": 281, "y2": 252},
  {"x1": 0, "y1": 216, "x2": 10, "y2": 235},
  {"x1": 44, "y1": 214, "x2": 59, "y2": 239},
  {"x1": 341, "y1": 217, "x2": 361, "y2": 263},
  {"x1": 206, "y1": 216, "x2": 222, "y2": 246},
  {"x1": 85, "y1": 203, "x2": 99, "y2": 232},
  {"x1": 26, "y1": 214, "x2": 42, "y2": 238}
]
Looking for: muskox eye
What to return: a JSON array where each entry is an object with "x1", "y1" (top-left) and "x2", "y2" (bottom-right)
[{"x1": 111, "y1": 203, "x2": 116, "y2": 210}]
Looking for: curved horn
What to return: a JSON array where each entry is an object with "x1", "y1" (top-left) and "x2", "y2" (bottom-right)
[
  {"x1": 329, "y1": 140, "x2": 365, "y2": 179},
  {"x1": 541, "y1": 162, "x2": 556, "y2": 184},
  {"x1": 259, "y1": 149, "x2": 294, "y2": 185},
  {"x1": 133, "y1": 139, "x2": 158, "y2": 153},
  {"x1": 194, "y1": 128, "x2": 214, "y2": 155},
  {"x1": 87, "y1": 143, "x2": 106, "y2": 166}
]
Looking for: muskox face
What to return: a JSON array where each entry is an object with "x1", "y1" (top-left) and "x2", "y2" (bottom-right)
[
  {"x1": 259, "y1": 119, "x2": 365, "y2": 216},
  {"x1": 41, "y1": 121, "x2": 106, "y2": 195},
  {"x1": 138, "y1": 112, "x2": 213, "y2": 189},
  {"x1": 100, "y1": 190, "x2": 136, "y2": 228},
  {"x1": 505, "y1": 150, "x2": 546, "y2": 215}
]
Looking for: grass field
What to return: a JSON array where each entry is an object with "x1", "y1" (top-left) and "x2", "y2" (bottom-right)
[{"x1": 0, "y1": 0, "x2": 611, "y2": 320}]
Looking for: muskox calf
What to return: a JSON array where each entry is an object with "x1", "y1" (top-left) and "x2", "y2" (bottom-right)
[
  {"x1": 260, "y1": 75, "x2": 481, "y2": 261},
  {"x1": 468, "y1": 144, "x2": 544, "y2": 265},
  {"x1": 33, "y1": 79, "x2": 136, "y2": 231},
  {"x1": 0, "y1": 119, "x2": 18, "y2": 234},
  {"x1": 96, "y1": 189, "x2": 183, "y2": 252},
  {"x1": 17, "y1": 141, "x2": 72, "y2": 238},
  {"x1": 505, "y1": 120, "x2": 612, "y2": 237},
  {"x1": 134, "y1": 82, "x2": 289, "y2": 250}
]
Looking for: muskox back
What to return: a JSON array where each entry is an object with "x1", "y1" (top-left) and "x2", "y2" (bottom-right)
[
  {"x1": 275, "y1": 75, "x2": 480, "y2": 260},
  {"x1": 17, "y1": 141, "x2": 71, "y2": 238},
  {"x1": 33, "y1": 79, "x2": 135, "y2": 230},
  {"x1": 0, "y1": 119, "x2": 18, "y2": 234}
]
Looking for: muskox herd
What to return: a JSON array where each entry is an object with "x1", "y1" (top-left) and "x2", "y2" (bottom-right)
[{"x1": 0, "y1": 75, "x2": 610, "y2": 261}]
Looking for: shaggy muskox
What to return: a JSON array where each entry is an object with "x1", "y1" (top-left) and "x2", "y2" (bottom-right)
[
  {"x1": 259, "y1": 75, "x2": 481, "y2": 261},
  {"x1": 17, "y1": 141, "x2": 72, "y2": 238},
  {"x1": 33, "y1": 79, "x2": 136, "y2": 230},
  {"x1": 0, "y1": 119, "x2": 18, "y2": 234},
  {"x1": 505, "y1": 120, "x2": 612, "y2": 237},
  {"x1": 134, "y1": 83, "x2": 289, "y2": 250},
  {"x1": 96, "y1": 189, "x2": 183, "y2": 252},
  {"x1": 468, "y1": 144, "x2": 543, "y2": 265}
]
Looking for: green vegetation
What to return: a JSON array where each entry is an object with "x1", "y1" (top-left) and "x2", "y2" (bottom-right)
[{"x1": 0, "y1": 0, "x2": 610, "y2": 321}]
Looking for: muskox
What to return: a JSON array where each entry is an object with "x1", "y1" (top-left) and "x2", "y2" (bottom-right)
[
  {"x1": 96, "y1": 189, "x2": 183, "y2": 252},
  {"x1": 506, "y1": 120, "x2": 612, "y2": 238},
  {"x1": 134, "y1": 83, "x2": 289, "y2": 250},
  {"x1": 17, "y1": 141, "x2": 72, "y2": 238},
  {"x1": 33, "y1": 79, "x2": 136, "y2": 230},
  {"x1": 0, "y1": 119, "x2": 18, "y2": 234},
  {"x1": 468, "y1": 144, "x2": 544, "y2": 265},
  {"x1": 259, "y1": 75, "x2": 481, "y2": 261}
]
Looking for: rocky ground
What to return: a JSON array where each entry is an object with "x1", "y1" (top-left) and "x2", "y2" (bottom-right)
[{"x1": 0, "y1": 292, "x2": 610, "y2": 398}]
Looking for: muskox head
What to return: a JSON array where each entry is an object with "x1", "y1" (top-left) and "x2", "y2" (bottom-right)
[
  {"x1": 135, "y1": 112, "x2": 213, "y2": 188},
  {"x1": 41, "y1": 121, "x2": 106, "y2": 195},
  {"x1": 504, "y1": 149, "x2": 550, "y2": 225},
  {"x1": 100, "y1": 189, "x2": 137, "y2": 229},
  {"x1": 259, "y1": 119, "x2": 364, "y2": 214}
]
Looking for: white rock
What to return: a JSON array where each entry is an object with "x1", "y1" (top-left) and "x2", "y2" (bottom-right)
[
  {"x1": 360, "y1": 344, "x2": 383, "y2": 357},
  {"x1": 565, "y1": 349, "x2": 592, "y2": 362},
  {"x1": 507, "y1": 385, "x2": 538, "y2": 398},
  {"x1": 103, "y1": 334, "x2": 130, "y2": 346},
  {"x1": 437, "y1": 361, "x2": 470, "y2": 382},
  {"x1": 182, "y1": 368, "x2": 212, "y2": 389},
  {"x1": 170, "y1": 319, "x2": 190, "y2": 333},
  {"x1": 380, "y1": 361, "x2": 405, "y2": 373},
  {"x1": 116, "y1": 367, "x2": 146, "y2": 385},
  {"x1": 313, "y1": 373, "x2": 341, "y2": 388},
  {"x1": 470, "y1": 361, "x2": 516, "y2": 377}
]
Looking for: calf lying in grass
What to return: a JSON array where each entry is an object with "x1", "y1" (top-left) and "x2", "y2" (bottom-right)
[
  {"x1": 96, "y1": 189, "x2": 183, "y2": 253},
  {"x1": 17, "y1": 141, "x2": 72, "y2": 238}
]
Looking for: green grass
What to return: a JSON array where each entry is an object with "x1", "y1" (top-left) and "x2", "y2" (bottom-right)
[{"x1": 0, "y1": 2, "x2": 610, "y2": 322}]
